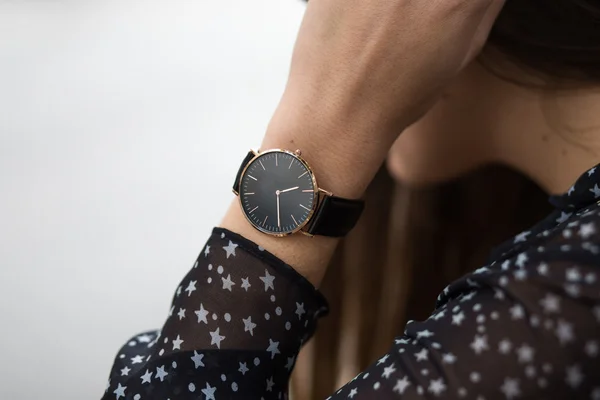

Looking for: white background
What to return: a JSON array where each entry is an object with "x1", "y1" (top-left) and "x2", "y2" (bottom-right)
[{"x1": 0, "y1": 1, "x2": 304, "y2": 398}]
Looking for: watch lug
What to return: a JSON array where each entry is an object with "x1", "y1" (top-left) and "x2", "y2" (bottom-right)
[
  {"x1": 232, "y1": 188, "x2": 239, "y2": 196},
  {"x1": 300, "y1": 229, "x2": 314, "y2": 238},
  {"x1": 318, "y1": 187, "x2": 333, "y2": 196}
]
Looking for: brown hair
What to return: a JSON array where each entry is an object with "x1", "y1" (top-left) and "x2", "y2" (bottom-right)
[{"x1": 290, "y1": 1, "x2": 600, "y2": 398}]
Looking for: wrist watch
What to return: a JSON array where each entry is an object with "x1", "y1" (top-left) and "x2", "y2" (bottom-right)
[{"x1": 232, "y1": 149, "x2": 364, "y2": 237}]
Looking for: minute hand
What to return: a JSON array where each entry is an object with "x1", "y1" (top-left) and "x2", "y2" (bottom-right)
[{"x1": 279, "y1": 186, "x2": 299, "y2": 193}]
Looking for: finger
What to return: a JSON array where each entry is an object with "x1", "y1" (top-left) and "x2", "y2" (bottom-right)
[{"x1": 461, "y1": 0, "x2": 506, "y2": 67}]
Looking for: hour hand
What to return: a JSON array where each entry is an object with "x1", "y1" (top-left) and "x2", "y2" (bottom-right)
[{"x1": 279, "y1": 186, "x2": 299, "y2": 194}]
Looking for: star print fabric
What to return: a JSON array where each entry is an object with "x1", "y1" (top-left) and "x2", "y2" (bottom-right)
[
  {"x1": 103, "y1": 164, "x2": 600, "y2": 400},
  {"x1": 102, "y1": 228, "x2": 328, "y2": 400}
]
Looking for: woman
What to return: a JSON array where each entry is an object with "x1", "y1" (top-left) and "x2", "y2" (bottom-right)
[{"x1": 102, "y1": 0, "x2": 600, "y2": 399}]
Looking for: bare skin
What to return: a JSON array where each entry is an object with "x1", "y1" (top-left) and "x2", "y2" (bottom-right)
[{"x1": 222, "y1": 0, "x2": 506, "y2": 286}]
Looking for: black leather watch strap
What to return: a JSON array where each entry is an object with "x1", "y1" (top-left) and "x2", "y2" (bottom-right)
[
  {"x1": 233, "y1": 150, "x2": 256, "y2": 194},
  {"x1": 305, "y1": 195, "x2": 364, "y2": 237}
]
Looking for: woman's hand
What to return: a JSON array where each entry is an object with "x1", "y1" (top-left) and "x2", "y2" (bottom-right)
[
  {"x1": 224, "y1": 0, "x2": 505, "y2": 285},
  {"x1": 263, "y1": 0, "x2": 505, "y2": 197}
]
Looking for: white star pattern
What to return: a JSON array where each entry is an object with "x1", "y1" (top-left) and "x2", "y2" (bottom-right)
[
  {"x1": 515, "y1": 253, "x2": 528, "y2": 268},
  {"x1": 295, "y1": 302, "x2": 306, "y2": 320},
  {"x1": 460, "y1": 291, "x2": 477, "y2": 302},
  {"x1": 516, "y1": 344, "x2": 534, "y2": 363},
  {"x1": 428, "y1": 378, "x2": 447, "y2": 396},
  {"x1": 539, "y1": 293, "x2": 560, "y2": 314},
  {"x1": 470, "y1": 335, "x2": 489, "y2": 354},
  {"x1": 221, "y1": 274, "x2": 236, "y2": 291},
  {"x1": 393, "y1": 376, "x2": 411, "y2": 394},
  {"x1": 509, "y1": 304, "x2": 525, "y2": 320},
  {"x1": 259, "y1": 270, "x2": 275, "y2": 291},
  {"x1": 223, "y1": 241, "x2": 238, "y2": 258},
  {"x1": 431, "y1": 310, "x2": 446, "y2": 320},
  {"x1": 201, "y1": 382, "x2": 217, "y2": 400},
  {"x1": 555, "y1": 319, "x2": 575, "y2": 345},
  {"x1": 191, "y1": 351, "x2": 205, "y2": 368},
  {"x1": 566, "y1": 268, "x2": 581, "y2": 282},
  {"x1": 266, "y1": 376, "x2": 275, "y2": 392},
  {"x1": 579, "y1": 222, "x2": 596, "y2": 239},
  {"x1": 556, "y1": 211, "x2": 572, "y2": 224},
  {"x1": 136, "y1": 334, "x2": 153, "y2": 343},
  {"x1": 130, "y1": 355, "x2": 144, "y2": 364},
  {"x1": 500, "y1": 377, "x2": 521, "y2": 399},
  {"x1": 155, "y1": 365, "x2": 168, "y2": 382},
  {"x1": 377, "y1": 354, "x2": 390, "y2": 365},
  {"x1": 184, "y1": 280, "x2": 197, "y2": 296},
  {"x1": 209, "y1": 328, "x2": 225, "y2": 349},
  {"x1": 241, "y1": 277, "x2": 251, "y2": 291},
  {"x1": 452, "y1": 312, "x2": 465, "y2": 326},
  {"x1": 416, "y1": 329, "x2": 434, "y2": 339},
  {"x1": 194, "y1": 303, "x2": 209, "y2": 324},
  {"x1": 140, "y1": 370, "x2": 152, "y2": 384},
  {"x1": 415, "y1": 348, "x2": 428, "y2": 362},
  {"x1": 382, "y1": 364, "x2": 396, "y2": 379},
  {"x1": 113, "y1": 383, "x2": 127, "y2": 400},
  {"x1": 172, "y1": 335, "x2": 184, "y2": 350},
  {"x1": 266, "y1": 339, "x2": 280, "y2": 359},
  {"x1": 101, "y1": 195, "x2": 600, "y2": 400},
  {"x1": 514, "y1": 231, "x2": 530, "y2": 243},
  {"x1": 566, "y1": 364, "x2": 584, "y2": 388},
  {"x1": 442, "y1": 353, "x2": 457, "y2": 364},
  {"x1": 238, "y1": 362, "x2": 249, "y2": 375},
  {"x1": 243, "y1": 316, "x2": 257, "y2": 336}
]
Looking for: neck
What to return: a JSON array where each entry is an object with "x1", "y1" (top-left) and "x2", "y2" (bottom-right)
[{"x1": 491, "y1": 80, "x2": 600, "y2": 195}]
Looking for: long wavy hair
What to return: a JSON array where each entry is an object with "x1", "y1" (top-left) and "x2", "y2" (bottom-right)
[{"x1": 290, "y1": 1, "x2": 600, "y2": 398}]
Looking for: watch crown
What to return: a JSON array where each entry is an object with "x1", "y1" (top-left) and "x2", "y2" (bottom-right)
[{"x1": 294, "y1": 149, "x2": 302, "y2": 156}]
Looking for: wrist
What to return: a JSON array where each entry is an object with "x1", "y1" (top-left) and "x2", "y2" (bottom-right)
[{"x1": 262, "y1": 94, "x2": 400, "y2": 199}]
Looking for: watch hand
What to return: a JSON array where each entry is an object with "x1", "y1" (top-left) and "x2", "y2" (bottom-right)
[
  {"x1": 279, "y1": 186, "x2": 299, "y2": 194},
  {"x1": 276, "y1": 192, "x2": 281, "y2": 228}
]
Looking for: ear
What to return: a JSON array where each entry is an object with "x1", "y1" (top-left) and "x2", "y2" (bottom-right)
[{"x1": 461, "y1": 0, "x2": 506, "y2": 69}]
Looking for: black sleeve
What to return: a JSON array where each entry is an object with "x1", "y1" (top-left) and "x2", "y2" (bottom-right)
[{"x1": 102, "y1": 215, "x2": 600, "y2": 399}]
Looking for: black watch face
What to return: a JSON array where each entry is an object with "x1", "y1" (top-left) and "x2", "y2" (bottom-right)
[{"x1": 239, "y1": 151, "x2": 317, "y2": 235}]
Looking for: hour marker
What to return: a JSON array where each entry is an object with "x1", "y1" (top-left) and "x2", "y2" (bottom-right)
[
  {"x1": 275, "y1": 154, "x2": 278, "y2": 166},
  {"x1": 250, "y1": 206, "x2": 259, "y2": 213},
  {"x1": 263, "y1": 215, "x2": 269, "y2": 225},
  {"x1": 298, "y1": 171, "x2": 308, "y2": 179},
  {"x1": 291, "y1": 215, "x2": 298, "y2": 225},
  {"x1": 302, "y1": 189, "x2": 313, "y2": 193},
  {"x1": 259, "y1": 160, "x2": 266, "y2": 170},
  {"x1": 289, "y1": 159, "x2": 294, "y2": 169},
  {"x1": 299, "y1": 204, "x2": 311, "y2": 211},
  {"x1": 245, "y1": 192, "x2": 255, "y2": 195},
  {"x1": 248, "y1": 175, "x2": 258, "y2": 181}
]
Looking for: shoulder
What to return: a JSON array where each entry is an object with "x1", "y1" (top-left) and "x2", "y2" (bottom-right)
[{"x1": 438, "y1": 201, "x2": 600, "y2": 307}]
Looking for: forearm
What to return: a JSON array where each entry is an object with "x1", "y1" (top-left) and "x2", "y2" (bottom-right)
[{"x1": 220, "y1": 94, "x2": 397, "y2": 287}]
